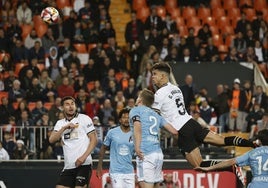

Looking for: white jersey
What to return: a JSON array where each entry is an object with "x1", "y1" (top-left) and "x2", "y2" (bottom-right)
[
  {"x1": 54, "y1": 113, "x2": 95, "y2": 169},
  {"x1": 152, "y1": 82, "x2": 192, "y2": 130}
]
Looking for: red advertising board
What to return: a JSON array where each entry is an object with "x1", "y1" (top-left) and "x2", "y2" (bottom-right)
[{"x1": 89, "y1": 169, "x2": 237, "y2": 188}]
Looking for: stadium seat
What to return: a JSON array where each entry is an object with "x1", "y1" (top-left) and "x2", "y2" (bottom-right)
[
  {"x1": 243, "y1": 8, "x2": 256, "y2": 21},
  {"x1": 175, "y1": 17, "x2": 185, "y2": 27},
  {"x1": 239, "y1": 0, "x2": 253, "y2": 7},
  {"x1": 197, "y1": 7, "x2": 211, "y2": 20},
  {"x1": 231, "y1": 16, "x2": 241, "y2": 28},
  {"x1": 217, "y1": 16, "x2": 231, "y2": 29},
  {"x1": 227, "y1": 8, "x2": 241, "y2": 19},
  {"x1": 115, "y1": 72, "x2": 123, "y2": 82},
  {"x1": 87, "y1": 81, "x2": 95, "y2": 91},
  {"x1": 136, "y1": 7, "x2": 150, "y2": 23},
  {"x1": 186, "y1": 17, "x2": 201, "y2": 28},
  {"x1": 182, "y1": 7, "x2": 196, "y2": 19},
  {"x1": 73, "y1": 43, "x2": 87, "y2": 53},
  {"x1": 223, "y1": 0, "x2": 237, "y2": 10},
  {"x1": 165, "y1": 0, "x2": 177, "y2": 13},
  {"x1": 44, "y1": 102, "x2": 54, "y2": 110},
  {"x1": 209, "y1": 25, "x2": 220, "y2": 35},
  {"x1": 254, "y1": 0, "x2": 267, "y2": 11},
  {"x1": 28, "y1": 102, "x2": 36, "y2": 111},
  {"x1": 0, "y1": 91, "x2": 8, "y2": 102},
  {"x1": 170, "y1": 8, "x2": 181, "y2": 19},
  {"x1": 177, "y1": 25, "x2": 188, "y2": 37},
  {"x1": 21, "y1": 24, "x2": 33, "y2": 40},
  {"x1": 225, "y1": 34, "x2": 236, "y2": 47},
  {"x1": 56, "y1": 0, "x2": 71, "y2": 9},
  {"x1": 212, "y1": 8, "x2": 226, "y2": 18},
  {"x1": 133, "y1": 0, "x2": 147, "y2": 11},
  {"x1": 156, "y1": 6, "x2": 166, "y2": 19},
  {"x1": 88, "y1": 43, "x2": 97, "y2": 53},
  {"x1": 202, "y1": 17, "x2": 216, "y2": 26},
  {"x1": 218, "y1": 44, "x2": 229, "y2": 60},
  {"x1": 221, "y1": 25, "x2": 235, "y2": 35},
  {"x1": 13, "y1": 102, "x2": 19, "y2": 109},
  {"x1": 33, "y1": 16, "x2": 48, "y2": 38},
  {"x1": 15, "y1": 63, "x2": 25, "y2": 76},
  {"x1": 210, "y1": 0, "x2": 222, "y2": 9},
  {"x1": 212, "y1": 34, "x2": 223, "y2": 47}
]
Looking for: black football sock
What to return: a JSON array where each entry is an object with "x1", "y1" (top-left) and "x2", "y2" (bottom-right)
[
  {"x1": 224, "y1": 136, "x2": 255, "y2": 148},
  {"x1": 200, "y1": 160, "x2": 233, "y2": 172}
]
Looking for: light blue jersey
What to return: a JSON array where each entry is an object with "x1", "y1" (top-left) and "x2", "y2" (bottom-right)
[
  {"x1": 103, "y1": 126, "x2": 134, "y2": 174},
  {"x1": 236, "y1": 146, "x2": 268, "y2": 188},
  {"x1": 129, "y1": 106, "x2": 167, "y2": 155}
]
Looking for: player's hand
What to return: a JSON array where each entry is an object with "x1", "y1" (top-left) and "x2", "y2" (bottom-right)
[
  {"x1": 65, "y1": 123, "x2": 78, "y2": 130},
  {"x1": 136, "y1": 149, "x2": 144, "y2": 160},
  {"x1": 194, "y1": 167, "x2": 209, "y2": 172},
  {"x1": 75, "y1": 156, "x2": 86, "y2": 167},
  {"x1": 96, "y1": 167, "x2": 102, "y2": 179}
]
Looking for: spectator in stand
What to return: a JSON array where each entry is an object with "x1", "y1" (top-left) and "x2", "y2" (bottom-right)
[
  {"x1": 253, "y1": 85, "x2": 268, "y2": 111},
  {"x1": 57, "y1": 76, "x2": 75, "y2": 98},
  {"x1": 254, "y1": 40, "x2": 266, "y2": 62},
  {"x1": 11, "y1": 37, "x2": 28, "y2": 64},
  {"x1": 196, "y1": 47, "x2": 209, "y2": 62},
  {"x1": 169, "y1": 32, "x2": 181, "y2": 48},
  {"x1": 48, "y1": 97, "x2": 62, "y2": 125},
  {"x1": 8, "y1": 79, "x2": 26, "y2": 103},
  {"x1": 82, "y1": 58, "x2": 100, "y2": 83},
  {"x1": 39, "y1": 70, "x2": 52, "y2": 90},
  {"x1": 128, "y1": 40, "x2": 143, "y2": 79},
  {"x1": 114, "y1": 90, "x2": 126, "y2": 106},
  {"x1": 16, "y1": 1, "x2": 32, "y2": 26},
  {"x1": 0, "y1": 28, "x2": 10, "y2": 53},
  {"x1": 123, "y1": 78, "x2": 138, "y2": 100},
  {"x1": 231, "y1": 31, "x2": 247, "y2": 56},
  {"x1": 85, "y1": 96, "x2": 100, "y2": 119},
  {"x1": 205, "y1": 37, "x2": 219, "y2": 63},
  {"x1": 235, "y1": 12, "x2": 251, "y2": 37},
  {"x1": 258, "y1": 20, "x2": 268, "y2": 42},
  {"x1": 28, "y1": 41, "x2": 45, "y2": 64},
  {"x1": 186, "y1": 27, "x2": 195, "y2": 47},
  {"x1": 139, "y1": 59, "x2": 153, "y2": 90},
  {"x1": 13, "y1": 139, "x2": 30, "y2": 160},
  {"x1": 178, "y1": 48, "x2": 194, "y2": 63},
  {"x1": 42, "y1": 80, "x2": 58, "y2": 103},
  {"x1": 16, "y1": 110, "x2": 35, "y2": 151},
  {"x1": 39, "y1": 127, "x2": 58, "y2": 159},
  {"x1": 139, "y1": 29, "x2": 153, "y2": 51},
  {"x1": 199, "y1": 99, "x2": 217, "y2": 127},
  {"x1": 75, "y1": 88, "x2": 90, "y2": 113},
  {"x1": 0, "y1": 140, "x2": 10, "y2": 160},
  {"x1": 6, "y1": 18, "x2": 22, "y2": 43},
  {"x1": 105, "y1": 79, "x2": 120, "y2": 102},
  {"x1": 97, "y1": 98, "x2": 118, "y2": 126},
  {"x1": 73, "y1": 21, "x2": 83, "y2": 43},
  {"x1": 150, "y1": 28, "x2": 162, "y2": 49},
  {"x1": 111, "y1": 47, "x2": 127, "y2": 72},
  {"x1": 144, "y1": 5, "x2": 163, "y2": 31},
  {"x1": 45, "y1": 46, "x2": 64, "y2": 69},
  {"x1": 101, "y1": 67, "x2": 116, "y2": 91},
  {"x1": 20, "y1": 69, "x2": 34, "y2": 90},
  {"x1": 125, "y1": 11, "x2": 144, "y2": 45},
  {"x1": 189, "y1": 37, "x2": 201, "y2": 62},
  {"x1": 92, "y1": 116, "x2": 104, "y2": 154},
  {"x1": 245, "y1": 29, "x2": 256, "y2": 48},
  {"x1": 159, "y1": 37, "x2": 170, "y2": 61},
  {"x1": 197, "y1": 24, "x2": 212, "y2": 45},
  {"x1": 4, "y1": 70, "x2": 17, "y2": 92},
  {"x1": 246, "y1": 103, "x2": 264, "y2": 134},
  {"x1": 249, "y1": 113, "x2": 268, "y2": 140},
  {"x1": 1, "y1": 1, "x2": 16, "y2": 27},
  {"x1": 48, "y1": 59, "x2": 61, "y2": 82},
  {"x1": 19, "y1": 58, "x2": 40, "y2": 82},
  {"x1": 62, "y1": 10, "x2": 77, "y2": 41},
  {"x1": 0, "y1": 96, "x2": 15, "y2": 125},
  {"x1": 252, "y1": 11, "x2": 265, "y2": 40},
  {"x1": 95, "y1": 7, "x2": 111, "y2": 32},
  {"x1": 73, "y1": 74, "x2": 87, "y2": 93},
  {"x1": 164, "y1": 46, "x2": 180, "y2": 64},
  {"x1": 68, "y1": 62, "x2": 80, "y2": 82},
  {"x1": 41, "y1": 28, "x2": 57, "y2": 54},
  {"x1": 99, "y1": 21, "x2": 116, "y2": 44},
  {"x1": 65, "y1": 49, "x2": 81, "y2": 71},
  {"x1": 58, "y1": 38, "x2": 75, "y2": 64},
  {"x1": 24, "y1": 28, "x2": 42, "y2": 50},
  {"x1": 162, "y1": 13, "x2": 177, "y2": 34},
  {"x1": 105, "y1": 37, "x2": 118, "y2": 58},
  {"x1": 78, "y1": 1, "x2": 93, "y2": 24},
  {"x1": 14, "y1": 100, "x2": 31, "y2": 121},
  {"x1": 31, "y1": 100, "x2": 48, "y2": 123},
  {"x1": 25, "y1": 77, "x2": 43, "y2": 102},
  {"x1": 2, "y1": 131, "x2": 16, "y2": 159},
  {"x1": 229, "y1": 78, "x2": 248, "y2": 132},
  {"x1": 179, "y1": 37, "x2": 189, "y2": 56},
  {"x1": 224, "y1": 47, "x2": 241, "y2": 63},
  {"x1": 54, "y1": 66, "x2": 69, "y2": 88},
  {"x1": 242, "y1": 46, "x2": 259, "y2": 64},
  {"x1": 180, "y1": 74, "x2": 198, "y2": 110},
  {"x1": 1, "y1": 54, "x2": 13, "y2": 72}
]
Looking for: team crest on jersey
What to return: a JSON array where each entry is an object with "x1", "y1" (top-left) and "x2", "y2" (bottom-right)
[
  {"x1": 87, "y1": 123, "x2": 93, "y2": 128},
  {"x1": 129, "y1": 136, "x2": 133, "y2": 143}
]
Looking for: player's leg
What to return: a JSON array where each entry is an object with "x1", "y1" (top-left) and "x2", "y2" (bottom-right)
[
  {"x1": 203, "y1": 131, "x2": 255, "y2": 148},
  {"x1": 75, "y1": 165, "x2": 92, "y2": 188},
  {"x1": 185, "y1": 147, "x2": 203, "y2": 167},
  {"x1": 56, "y1": 168, "x2": 76, "y2": 188}
]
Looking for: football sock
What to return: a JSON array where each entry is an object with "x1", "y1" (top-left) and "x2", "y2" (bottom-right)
[{"x1": 224, "y1": 136, "x2": 255, "y2": 148}]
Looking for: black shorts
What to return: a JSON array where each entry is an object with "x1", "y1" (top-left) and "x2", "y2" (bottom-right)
[
  {"x1": 177, "y1": 119, "x2": 210, "y2": 153},
  {"x1": 57, "y1": 165, "x2": 92, "y2": 188}
]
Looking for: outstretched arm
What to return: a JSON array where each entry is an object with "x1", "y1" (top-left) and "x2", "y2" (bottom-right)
[{"x1": 195, "y1": 158, "x2": 237, "y2": 172}]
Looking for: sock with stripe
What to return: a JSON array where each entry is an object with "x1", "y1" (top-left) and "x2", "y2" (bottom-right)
[{"x1": 224, "y1": 136, "x2": 255, "y2": 148}]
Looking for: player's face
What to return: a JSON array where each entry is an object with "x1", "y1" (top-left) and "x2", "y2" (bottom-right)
[
  {"x1": 63, "y1": 99, "x2": 77, "y2": 116},
  {"x1": 151, "y1": 69, "x2": 164, "y2": 87},
  {"x1": 120, "y1": 113, "x2": 130, "y2": 127}
]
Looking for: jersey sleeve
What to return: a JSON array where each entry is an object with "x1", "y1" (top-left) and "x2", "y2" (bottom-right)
[
  {"x1": 53, "y1": 121, "x2": 62, "y2": 132},
  {"x1": 82, "y1": 115, "x2": 95, "y2": 134},
  {"x1": 129, "y1": 107, "x2": 140, "y2": 124},
  {"x1": 152, "y1": 91, "x2": 163, "y2": 110},
  {"x1": 236, "y1": 152, "x2": 250, "y2": 166},
  {"x1": 103, "y1": 130, "x2": 112, "y2": 147},
  {"x1": 159, "y1": 115, "x2": 168, "y2": 128}
]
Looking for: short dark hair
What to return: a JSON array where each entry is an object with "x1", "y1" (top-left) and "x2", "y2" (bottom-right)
[
  {"x1": 151, "y1": 62, "x2": 171, "y2": 74},
  {"x1": 140, "y1": 89, "x2": 154, "y2": 107},
  {"x1": 118, "y1": 108, "x2": 130, "y2": 119},
  {"x1": 61, "y1": 96, "x2": 76, "y2": 106},
  {"x1": 257, "y1": 129, "x2": 268, "y2": 145}
]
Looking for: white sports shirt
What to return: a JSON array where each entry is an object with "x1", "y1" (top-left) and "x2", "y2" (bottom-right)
[
  {"x1": 152, "y1": 82, "x2": 192, "y2": 130},
  {"x1": 54, "y1": 113, "x2": 95, "y2": 169}
]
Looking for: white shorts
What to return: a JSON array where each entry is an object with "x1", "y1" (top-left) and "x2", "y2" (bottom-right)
[
  {"x1": 136, "y1": 151, "x2": 164, "y2": 183},
  {"x1": 110, "y1": 173, "x2": 135, "y2": 188}
]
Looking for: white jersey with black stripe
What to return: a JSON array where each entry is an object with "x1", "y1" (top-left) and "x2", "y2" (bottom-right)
[
  {"x1": 152, "y1": 82, "x2": 192, "y2": 130},
  {"x1": 54, "y1": 113, "x2": 95, "y2": 169}
]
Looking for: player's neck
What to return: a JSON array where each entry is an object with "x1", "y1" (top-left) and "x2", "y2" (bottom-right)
[
  {"x1": 120, "y1": 125, "x2": 130, "y2": 132},
  {"x1": 159, "y1": 81, "x2": 169, "y2": 88}
]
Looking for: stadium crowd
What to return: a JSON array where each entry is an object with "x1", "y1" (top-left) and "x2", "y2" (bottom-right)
[{"x1": 0, "y1": 0, "x2": 268, "y2": 161}]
